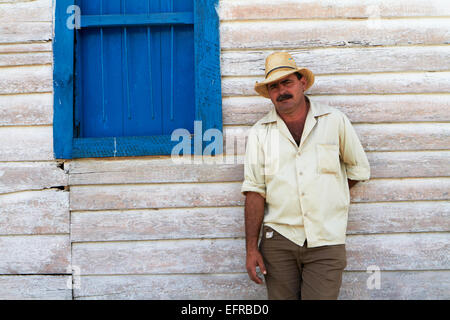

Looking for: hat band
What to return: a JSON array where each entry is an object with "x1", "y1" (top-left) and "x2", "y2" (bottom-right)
[{"x1": 265, "y1": 66, "x2": 296, "y2": 78}]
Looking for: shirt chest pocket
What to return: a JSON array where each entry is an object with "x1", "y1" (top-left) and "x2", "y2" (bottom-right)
[{"x1": 316, "y1": 144, "x2": 340, "y2": 174}]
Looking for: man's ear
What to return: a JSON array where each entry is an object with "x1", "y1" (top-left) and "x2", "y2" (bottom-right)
[{"x1": 300, "y1": 76, "x2": 308, "y2": 89}]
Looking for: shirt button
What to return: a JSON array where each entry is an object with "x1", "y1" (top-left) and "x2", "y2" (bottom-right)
[
  {"x1": 304, "y1": 212, "x2": 308, "y2": 217},
  {"x1": 301, "y1": 192, "x2": 305, "y2": 196},
  {"x1": 298, "y1": 171, "x2": 303, "y2": 175}
]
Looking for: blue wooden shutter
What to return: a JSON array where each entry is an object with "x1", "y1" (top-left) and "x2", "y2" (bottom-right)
[{"x1": 53, "y1": 0, "x2": 222, "y2": 158}]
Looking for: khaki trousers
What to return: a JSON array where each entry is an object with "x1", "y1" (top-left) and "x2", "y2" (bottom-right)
[{"x1": 259, "y1": 226, "x2": 347, "y2": 300}]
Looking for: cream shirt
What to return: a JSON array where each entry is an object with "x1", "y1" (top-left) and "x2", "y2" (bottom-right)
[{"x1": 241, "y1": 96, "x2": 370, "y2": 248}]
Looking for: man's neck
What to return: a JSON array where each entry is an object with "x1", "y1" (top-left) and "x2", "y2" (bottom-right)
[{"x1": 277, "y1": 97, "x2": 310, "y2": 124}]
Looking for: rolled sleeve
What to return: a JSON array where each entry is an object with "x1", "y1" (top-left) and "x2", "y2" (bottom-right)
[
  {"x1": 339, "y1": 112, "x2": 371, "y2": 181},
  {"x1": 241, "y1": 127, "x2": 266, "y2": 198}
]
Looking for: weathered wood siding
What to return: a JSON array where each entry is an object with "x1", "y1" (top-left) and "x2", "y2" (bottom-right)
[
  {"x1": 0, "y1": 0, "x2": 449, "y2": 299},
  {"x1": 0, "y1": 0, "x2": 71, "y2": 299},
  {"x1": 69, "y1": 0, "x2": 449, "y2": 300}
]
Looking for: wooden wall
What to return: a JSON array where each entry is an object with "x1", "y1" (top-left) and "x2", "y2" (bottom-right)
[
  {"x1": 0, "y1": 0, "x2": 71, "y2": 299},
  {"x1": 0, "y1": 0, "x2": 449, "y2": 299}
]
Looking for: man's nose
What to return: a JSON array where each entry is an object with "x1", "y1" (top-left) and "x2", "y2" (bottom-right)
[{"x1": 279, "y1": 84, "x2": 289, "y2": 95}]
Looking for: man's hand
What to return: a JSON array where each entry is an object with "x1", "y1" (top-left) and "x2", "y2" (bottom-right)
[{"x1": 246, "y1": 249, "x2": 267, "y2": 284}]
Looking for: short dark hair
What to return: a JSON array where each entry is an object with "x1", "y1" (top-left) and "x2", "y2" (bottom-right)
[{"x1": 294, "y1": 72, "x2": 303, "y2": 80}]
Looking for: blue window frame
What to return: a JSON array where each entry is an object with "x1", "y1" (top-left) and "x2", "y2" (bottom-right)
[{"x1": 53, "y1": 0, "x2": 222, "y2": 159}]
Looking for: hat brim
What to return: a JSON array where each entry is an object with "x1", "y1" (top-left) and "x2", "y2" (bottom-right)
[{"x1": 254, "y1": 68, "x2": 315, "y2": 98}]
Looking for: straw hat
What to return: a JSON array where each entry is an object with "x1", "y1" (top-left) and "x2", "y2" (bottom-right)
[{"x1": 254, "y1": 52, "x2": 315, "y2": 98}]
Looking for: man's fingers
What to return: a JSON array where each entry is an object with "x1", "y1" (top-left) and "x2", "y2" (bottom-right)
[
  {"x1": 258, "y1": 258, "x2": 267, "y2": 276},
  {"x1": 252, "y1": 271, "x2": 263, "y2": 284},
  {"x1": 247, "y1": 265, "x2": 262, "y2": 284},
  {"x1": 247, "y1": 264, "x2": 266, "y2": 284}
]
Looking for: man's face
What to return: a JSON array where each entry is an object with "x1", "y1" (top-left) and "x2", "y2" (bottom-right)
[{"x1": 267, "y1": 73, "x2": 307, "y2": 114}]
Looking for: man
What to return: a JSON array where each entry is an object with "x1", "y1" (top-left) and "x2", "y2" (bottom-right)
[{"x1": 241, "y1": 52, "x2": 370, "y2": 300}]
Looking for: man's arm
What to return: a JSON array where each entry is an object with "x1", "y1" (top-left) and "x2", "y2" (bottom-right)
[{"x1": 244, "y1": 191, "x2": 267, "y2": 284}]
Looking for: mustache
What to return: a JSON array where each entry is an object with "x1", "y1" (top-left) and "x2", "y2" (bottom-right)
[{"x1": 277, "y1": 94, "x2": 293, "y2": 102}]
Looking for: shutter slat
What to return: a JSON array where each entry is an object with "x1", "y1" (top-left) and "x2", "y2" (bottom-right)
[{"x1": 80, "y1": 12, "x2": 194, "y2": 28}]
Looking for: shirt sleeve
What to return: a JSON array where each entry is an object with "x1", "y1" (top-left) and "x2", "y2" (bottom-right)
[
  {"x1": 338, "y1": 112, "x2": 371, "y2": 181},
  {"x1": 241, "y1": 127, "x2": 266, "y2": 198}
]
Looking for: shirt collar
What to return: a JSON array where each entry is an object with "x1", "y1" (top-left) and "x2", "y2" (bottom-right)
[{"x1": 260, "y1": 95, "x2": 332, "y2": 124}]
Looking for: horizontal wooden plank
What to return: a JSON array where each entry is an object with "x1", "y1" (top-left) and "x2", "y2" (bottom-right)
[
  {"x1": 345, "y1": 233, "x2": 449, "y2": 271},
  {"x1": 221, "y1": 46, "x2": 450, "y2": 76},
  {"x1": 312, "y1": 94, "x2": 450, "y2": 123},
  {"x1": 68, "y1": 157, "x2": 244, "y2": 185},
  {"x1": 220, "y1": 19, "x2": 450, "y2": 49},
  {"x1": 70, "y1": 182, "x2": 243, "y2": 211},
  {"x1": 70, "y1": 178, "x2": 449, "y2": 211},
  {"x1": 0, "y1": 161, "x2": 67, "y2": 194},
  {"x1": 219, "y1": 0, "x2": 450, "y2": 20},
  {"x1": 0, "y1": 52, "x2": 52, "y2": 67},
  {"x1": 347, "y1": 201, "x2": 449, "y2": 235},
  {"x1": 225, "y1": 123, "x2": 450, "y2": 152},
  {"x1": 0, "y1": 22, "x2": 52, "y2": 44},
  {"x1": 0, "y1": 42, "x2": 52, "y2": 54},
  {"x1": 222, "y1": 72, "x2": 450, "y2": 96},
  {"x1": 0, "y1": 189, "x2": 69, "y2": 236},
  {"x1": 73, "y1": 271, "x2": 450, "y2": 300},
  {"x1": 68, "y1": 151, "x2": 449, "y2": 186},
  {"x1": 74, "y1": 274, "x2": 265, "y2": 300},
  {"x1": 71, "y1": 207, "x2": 244, "y2": 242},
  {"x1": 368, "y1": 151, "x2": 450, "y2": 178},
  {"x1": 0, "y1": 126, "x2": 53, "y2": 161},
  {"x1": 0, "y1": 0, "x2": 52, "y2": 23},
  {"x1": 0, "y1": 235, "x2": 70, "y2": 274},
  {"x1": 72, "y1": 238, "x2": 245, "y2": 275},
  {"x1": 0, "y1": 93, "x2": 53, "y2": 126},
  {"x1": 0, "y1": 275, "x2": 72, "y2": 300},
  {"x1": 71, "y1": 201, "x2": 449, "y2": 242},
  {"x1": 223, "y1": 94, "x2": 450, "y2": 124},
  {"x1": 339, "y1": 270, "x2": 450, "y2": 300},
  {"x1": 0, "y1": 65, "x2": 52, "y2": 95},
  {"x1": 72, "y1": 233, "x2": 449, "y2": 275},
  {"x1": 351, "y1": 178, "x2": 450, "y2": 202},
  {"x1": 355, "y1": 123, "x2": 449, "y2": 151}
]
